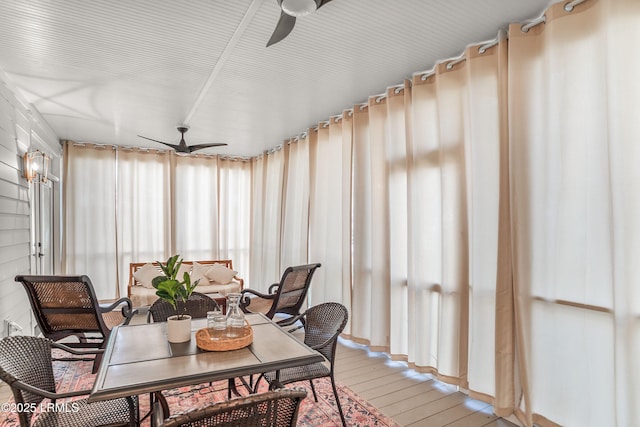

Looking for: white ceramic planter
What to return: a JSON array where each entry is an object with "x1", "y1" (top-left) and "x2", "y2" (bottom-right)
[{"x1": 166, "y1": 314, "x2": 192, "y2": 343}]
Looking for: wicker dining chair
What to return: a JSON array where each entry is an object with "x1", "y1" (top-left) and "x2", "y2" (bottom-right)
[
  {"x1": 0, "y1": 336, "x2": 138, "y2": 427},
  {"x1": 147, "y1": 292, "x2": 221, "y2": 323},
  {"x1": 14, "y1": 274, "x2": 137, "y2": 374},
  {"x1": 152, "y1": 388, "x2": 307, "y2": 427},
  {"x1": 239, "y1": 263, "x2": 321, "y2": 324},
  {"x1": 260, "y1": 302, "x2": 349, "y2": 427}
]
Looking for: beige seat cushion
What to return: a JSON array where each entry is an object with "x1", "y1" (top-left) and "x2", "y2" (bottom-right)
[
  {"x1": 130, "y1": 279, "x2": 242, "y2": 307},
  {"x1": 243, "y1": 296, "x2": 274, "y2": 315}
]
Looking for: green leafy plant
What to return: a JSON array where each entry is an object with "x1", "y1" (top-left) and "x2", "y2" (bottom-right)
[{"x1": 152, "y1": 255, "x2": 200, "y2": 319}]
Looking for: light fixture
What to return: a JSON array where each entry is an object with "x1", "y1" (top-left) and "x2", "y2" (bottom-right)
[
  {"x1": 23, "y1": 150, "x2": 50, "y2": 184},
  {"x1": 281, "y1": 0, "x2": 317, "y2": 17}
]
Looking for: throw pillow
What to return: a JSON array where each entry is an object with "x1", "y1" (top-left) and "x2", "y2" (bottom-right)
[
  {"x1": 133, "y1": 263, "x2": 161, "y2": 289},
  {"x1": 205, "y1": 263, "x2": 238, "y2": 285},
  {"x1": 177, "y1": 263, "x2": 192, "y2": 281},
  {"x1": 191, "y1": 262, "x2": 210, "y2": 286}
]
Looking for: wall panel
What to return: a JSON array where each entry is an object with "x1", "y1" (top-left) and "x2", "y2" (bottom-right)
[{"x1": 0, "y1": 73, "x2": 60, "y2": 337}]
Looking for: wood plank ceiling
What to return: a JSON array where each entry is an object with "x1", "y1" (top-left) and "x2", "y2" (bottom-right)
[{"x1": 0, "y1": 0, "x2": 553, "y2": 157}]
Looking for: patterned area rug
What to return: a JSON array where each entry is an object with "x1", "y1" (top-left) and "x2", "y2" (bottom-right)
[{"x1": 1, "y1": 356, "x2": 400, "y2": 426}]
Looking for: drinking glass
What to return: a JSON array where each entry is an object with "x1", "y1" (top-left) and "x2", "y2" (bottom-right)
[{"x1": 207, "y1": 309, "x2": 227, "y2": 340}]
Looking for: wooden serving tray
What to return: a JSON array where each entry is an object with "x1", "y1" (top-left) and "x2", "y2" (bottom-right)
[{"x1": 195, "y1": 322, "x2": 253, "y2": 352}]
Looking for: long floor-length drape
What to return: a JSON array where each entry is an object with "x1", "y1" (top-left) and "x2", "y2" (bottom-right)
[
  {"x1": 116, "y1": 149, "x2": 171, "y2": 296},
  {"x1": 173, "y1": 155, "x2": 220, "y2": 260},
  {"x1": 308, "y1": 117, "x2": 352, "y2": 313},
  {"x1": 405, "y1": 47, "x2": 504, "y2": 386},
  {"x1": 351, "y1": 102, "x2": 391, "y2": 350},
  {"x1": 249, "y1": 149, "x2": 285, "y2": 290},
  {"x1": 280, "y1": 138, "x2": 310, "y2": 269},
  {"x1": 509, "y1": 0, "x2": 640, "y2": 425},
  {"x1": 63, "y1": 143, "x2": 118, "y2": 299},
  {"x1": 464, "y1": 37, "x2": 509, "y2": 405},
  {"x1": 384, "y1": 87, "x2": 410, "y2": 358},
  {"x1": 218, "y1": 158, "x2": 252, "y2": 283}
]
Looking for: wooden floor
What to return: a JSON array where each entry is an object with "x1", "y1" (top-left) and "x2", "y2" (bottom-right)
[
  {"x1": 334, "y1": 338, "x2": 517, "y2": 427},
  {"x1": 0, "y1": 323, "x2": 517, "y2": 427}
]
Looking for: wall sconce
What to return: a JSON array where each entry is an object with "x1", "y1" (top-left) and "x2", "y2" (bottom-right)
[{"x1": 23, "y1": 150, "x2": 50, "y2": 184}]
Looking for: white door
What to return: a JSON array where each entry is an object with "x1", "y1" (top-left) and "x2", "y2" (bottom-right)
[{"x1": 32, "y1": 180, "x2": 54, "y2": 275}]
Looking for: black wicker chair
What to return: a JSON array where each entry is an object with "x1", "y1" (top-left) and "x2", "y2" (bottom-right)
[
  {"x1": 14, "y1": 275, "x2": 137, "y2": 373},
  {"x1": 239, "y1": 263, "x2": 321, "y2": 324},
  {"x1": 152, "y1": 388, "x2": 306, "y2": 427},
  {"x1": 147, "y1": 292, "x2": 221, "y2": 323},
  {"x1": 260, "y1": 302, "x2": 349, "y2": 427},
  {"x1": 0, "y1": 336, "x2": 138, "y2": 427}
]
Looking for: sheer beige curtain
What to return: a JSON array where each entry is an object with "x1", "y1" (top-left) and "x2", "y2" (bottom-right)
[
  {"x1": 63, "y1": 143, "x2": 118, "y2": 299},
  {"x1": 509, "y1": 0, "x2": 640, "y2": 425},
  {"x1": 280, "y1": 138, "x2": 310, "y2": 269},
  {"x1": 406, "y1": 61, "x2": 472, "y2": 384},
  {"x1": 218, "y1": 158, "x2": 252, "y2": 282},
  {"x1": 401, "y1": 40, "x2": 507, "y2": 393},
  {"x1": 351, "y1": 101, "x2": 390, "y2": 350},
  {"x1": 353, "y1": 89, "x2": 411, "y2": 352},
  {"x1": 464, "y1": 37, "x2": 510, "y2": 407},
  {"x1": 250, "y1": 149, "x2": 285, "y2": 290},
  {"x1": 116, "y1": 149, "x2": 171, "y2": 296},
  {"x1": 308, "y1": 117, "x2": 352, "y2": 312},
  {"x1": 385, "y1": 86, "x2": 410, "y2": 358},
  {"x1": 173, "y1": 154, "x2": 219, "y2": 260}
]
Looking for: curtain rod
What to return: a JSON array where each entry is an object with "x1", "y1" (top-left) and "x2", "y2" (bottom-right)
[
  {"x1": 521, "y1": 0, "x2": 588, "y2": 33},
  {"x1": 564, "y1": 0, "x2": 587, "y2": 11},
  {"x1": 446, "y1": 54, "x2": 466, "y2": 70},
  {"x1": 71, "y1": 140, "x2": 252, "y2": 161},
  {"x1": 415, "y1": 0, "x2": 590, "y2": 78}
]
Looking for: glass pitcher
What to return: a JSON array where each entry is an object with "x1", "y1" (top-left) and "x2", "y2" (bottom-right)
[{"x1": 226, "y1": 293, "x2": 245, "y2": 337}]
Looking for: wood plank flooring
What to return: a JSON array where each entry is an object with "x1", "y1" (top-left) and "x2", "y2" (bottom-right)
[{"x1": 334, "y1": 338, "x2": 517, "y2": 427}]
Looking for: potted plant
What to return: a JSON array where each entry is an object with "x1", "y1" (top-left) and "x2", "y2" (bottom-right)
[{"x1": 152, "y1": 255, "x2": 200, "y2": 343}]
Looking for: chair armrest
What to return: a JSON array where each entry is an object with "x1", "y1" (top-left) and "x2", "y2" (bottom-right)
[
  {"x1": 12, "y1": 379, "x2": 92, "y2": 400},
  {"x1": 240, "y1": 288, "x2": 276, "y2": 300},
  {"x1": 239, "y1": 288, "x2": 276, "y2": 313},
  {"x1": 277, "y1": 312, "x2": 305, "y2": 329},
  {"x1": 51, "y1": 341, "x2": 105, "y2": 356},
  {"x1": 99, "y1": 297, "x2": 132, "y2": 312},
  {"x1": 99, "y1": 297, "x2": 138, "y2": 325},
  {"x1": 309, "y1": 330, "x2": 342, "y2": 352},
  {"x1": 268, "y1": 283, "x2": 280, "y2": 294},
  {"x1": 233, "y1": 275, "x2": 245, "y2": 290}
]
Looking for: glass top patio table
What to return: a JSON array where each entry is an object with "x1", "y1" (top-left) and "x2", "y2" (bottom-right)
[{"x1": 88, "y1": 313, "x2": 322, "y2": 402}]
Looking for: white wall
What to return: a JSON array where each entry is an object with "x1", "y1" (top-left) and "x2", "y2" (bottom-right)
[{"x1": 0, "y1": 71, "x2": 60, "y2": 337}]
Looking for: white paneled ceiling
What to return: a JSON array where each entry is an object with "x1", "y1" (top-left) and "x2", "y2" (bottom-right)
[{"x1": 0, "y1": 0, "x2": 554, "y2": 157}]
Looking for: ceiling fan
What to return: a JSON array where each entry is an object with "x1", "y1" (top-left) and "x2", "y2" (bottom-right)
[
  {"x1": 137, "y1": 126, "x2": 227, "y2": 154},
  {"x1": 267, "y1": 0, "x2": 335, "y2": 47}
]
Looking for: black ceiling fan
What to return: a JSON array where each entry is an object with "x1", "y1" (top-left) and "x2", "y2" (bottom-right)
[
  {"x1": 267, "y1": 0, "x2": 335, "y2": 47},
  {"x1": 137, "y1": 126, "x2": 227, "y2": 154}
]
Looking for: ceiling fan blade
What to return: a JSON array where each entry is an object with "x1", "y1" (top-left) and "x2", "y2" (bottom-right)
[
  {"x1": 187, "y1": 143, "x2": 228, "y2": 153},
  {"x1": 266, "y1": 11, "x2": 297, "y2": 47},
  {"x1": 137, "y1": 135, "x2": 181, "y2": 151},
  {"x1": 316, "y1": 0, "x2": 334, "y2": 8},
  {"x1": 137, "y1": 135, "x2": 169, "y2": 145}
]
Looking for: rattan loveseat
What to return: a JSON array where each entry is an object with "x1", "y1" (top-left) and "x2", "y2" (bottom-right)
[{"x1": 128, "y1": 259, "x2": 243, "y2": 307}]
